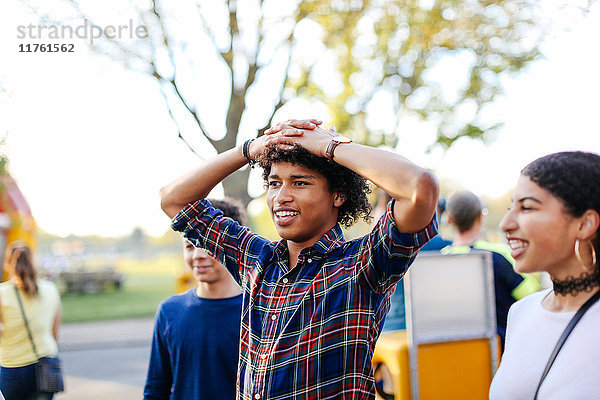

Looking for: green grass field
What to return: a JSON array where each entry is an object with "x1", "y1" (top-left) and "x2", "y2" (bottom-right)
[{"x1": 60, "y1": 254, "x2": 181, "y2": 323}]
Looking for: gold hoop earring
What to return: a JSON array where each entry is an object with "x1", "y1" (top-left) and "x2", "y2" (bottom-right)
[{"x1": 575, "y1": 239, "x2": 597, "y2": 272}]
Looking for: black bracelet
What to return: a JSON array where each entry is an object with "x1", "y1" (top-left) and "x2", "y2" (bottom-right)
[{"x1": 243, "y1": 138, "x2": 256, "y2": 167}]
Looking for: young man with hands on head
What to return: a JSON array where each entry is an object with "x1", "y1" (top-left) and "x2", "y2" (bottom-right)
[{"x1": 160, "y1": 119, "x2": 439, "y2": 400}]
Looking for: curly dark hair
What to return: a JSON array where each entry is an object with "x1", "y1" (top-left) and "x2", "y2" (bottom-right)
[
  {"x1": 209, "y1": 197, "x2": 248, "y2": 226},
  {"x1": 258, "y1": 145, "x2": 372, "y2": 228},
  {"x1": 522, "y1": 151, "x2": 600, "y2": 252}
]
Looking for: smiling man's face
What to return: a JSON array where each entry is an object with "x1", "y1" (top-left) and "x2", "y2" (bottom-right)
[{"x1": 266, "y1": 162, "x2": 344, "y2": 247}]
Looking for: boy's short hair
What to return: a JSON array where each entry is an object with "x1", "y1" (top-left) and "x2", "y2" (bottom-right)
[
  {"x1": 258, "y1": 145, "x2": 372, "y2": 228},
  {"x1": 446, "y1": 191, "x2": 482, "y2": 233},
  {"x1": 209, "y1": 197, "x2": 248, "y2": 225}
]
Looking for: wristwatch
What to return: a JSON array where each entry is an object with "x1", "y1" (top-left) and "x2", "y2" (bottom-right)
[{"x1": 325, "y1": 135, "x2": 352, "y2": 162}]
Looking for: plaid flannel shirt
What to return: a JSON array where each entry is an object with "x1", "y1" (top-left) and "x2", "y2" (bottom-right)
[{"x1": 172, "y1": 199, "x2": 437, "y2": 400}]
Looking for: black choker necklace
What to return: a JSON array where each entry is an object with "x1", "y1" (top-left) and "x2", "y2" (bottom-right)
[{"x1": 552, "y1": 270, "x2": 600, "y2": 296}]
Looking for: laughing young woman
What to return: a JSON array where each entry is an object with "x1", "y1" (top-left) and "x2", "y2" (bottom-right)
[{"x1": 489, "y1": 151, "x2": 600, "y2": 400}]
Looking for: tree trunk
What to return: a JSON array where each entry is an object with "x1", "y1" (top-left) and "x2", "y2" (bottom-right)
[
  {"x1": 221, "y1": 167, "x2": 252, "y2": 207},
  {"x1": 215, "y1": 92, "x2": 253, "y2": 206}
]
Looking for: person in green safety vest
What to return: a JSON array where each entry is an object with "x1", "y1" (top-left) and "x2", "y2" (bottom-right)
[{"x1": 441, "y1": 190, "x2": 541, "y2": 349}]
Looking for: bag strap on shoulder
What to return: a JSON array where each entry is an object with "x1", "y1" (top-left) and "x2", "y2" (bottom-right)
[
  {"x1": 533, "y1": 289, "x2": 600, "y2": 399},
  {"x1": 13, "y1": 285, "x2": 41, "y2": 359}
]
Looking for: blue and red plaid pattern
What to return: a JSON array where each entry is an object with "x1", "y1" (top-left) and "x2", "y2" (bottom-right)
[{"x1": 172, "y1": 199, "x2": 437, "y2": 400}]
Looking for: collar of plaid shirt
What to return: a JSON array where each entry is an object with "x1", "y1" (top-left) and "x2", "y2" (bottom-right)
[
  {"x1": 270, "y1": 223, "x2": 344, "y2": 270},
  {"x1": 172, "y1": 199, "x2": 436, "y2": 400}
]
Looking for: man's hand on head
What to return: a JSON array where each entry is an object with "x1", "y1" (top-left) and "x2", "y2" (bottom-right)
[
  {"x1": 265, "y1": 119, "x2": 341, "y2": 158},
  {"x1": 265, "y1": 119, "x2": 322, "y2": 135},
  {"x1": 248, "y1": 119, "x2": 319, "y2": 162}
]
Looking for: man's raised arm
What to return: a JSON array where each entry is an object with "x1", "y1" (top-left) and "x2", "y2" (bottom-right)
[
  {"x1": 159, "y1": 146, "x2": 247, "y2": 219},
  {"x1": 265, "y1": 120, "x2": 439, "y2": 233}
]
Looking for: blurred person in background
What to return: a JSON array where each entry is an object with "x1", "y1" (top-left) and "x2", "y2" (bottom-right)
[
  {"x1": 441, "y1": 190, "x2": 540, "y2": 349},
  {"x1": 144, "y1": 198, "x2": 246, "y2": 400},
  {"x1": 0, "y1": 242, "x2": 62, "y2": 400},
  {"x1": 490, "y1": 151, "x2": 600, "y2": 399}
]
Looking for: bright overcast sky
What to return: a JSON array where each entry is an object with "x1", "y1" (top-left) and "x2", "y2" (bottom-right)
[{"x1": 1, "y1": 1, "x2": 599, "y2": 237}]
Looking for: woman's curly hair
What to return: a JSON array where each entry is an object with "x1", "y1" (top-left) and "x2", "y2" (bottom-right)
[
  {"x1": 522, "y1": 151, "x2": 600, "y2": 218},
  {"x1": 258, "y1": 145, "x2": 372, "y2": 228}
]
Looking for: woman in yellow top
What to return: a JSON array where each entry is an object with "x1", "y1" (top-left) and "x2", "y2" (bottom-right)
[{"x1": 0, "y1": 243, "x2": 61, "y2": 400}]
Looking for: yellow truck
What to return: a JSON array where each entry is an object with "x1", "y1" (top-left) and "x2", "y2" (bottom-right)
[{"x1": 175, "y1": 267, "x2": 196, "y2": 294}]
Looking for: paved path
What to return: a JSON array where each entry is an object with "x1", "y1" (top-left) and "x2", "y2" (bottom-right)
[
  {"x1": 54, "y1": 317, "x2": 155, "y2": 400},
  {"x1": 58, "y1": 317, "x2": 154, "y2": 351}
]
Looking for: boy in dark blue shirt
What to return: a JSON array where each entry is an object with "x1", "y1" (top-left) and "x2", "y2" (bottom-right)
[{"x1": 144, "y1": 198, "x2": 246, "y2": 400}]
